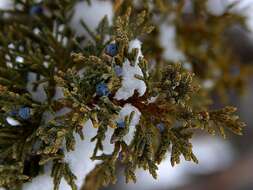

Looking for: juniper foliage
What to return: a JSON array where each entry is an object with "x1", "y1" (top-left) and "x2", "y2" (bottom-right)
[{"x1": 0, "y1": 1, "x2": 249, "y2": 190}]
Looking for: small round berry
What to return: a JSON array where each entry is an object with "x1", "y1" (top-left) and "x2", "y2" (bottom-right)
[
  {"x1": 105, "y1": 44, "x2": 118, "y2": 57},
  {"x1": 30, "y1": 5, "x2": 43, "y2": 15},
  {"x1": 156, "y1": 123, "x2": 165, "y2": 132},
  {"x1": 96, "y1": 82, "x2": 110, "y2": 97},
  {"x1": 18, "y1": 107, "x2": 31, "y2": 120},
  {"x1": 114, "y1": 65, "x2": 123, "y2": 77},
  {"x1": 116, "y1": 120, "x2": 125, "y2": 128},
  {"x1": 10, "y1": 109, "x2": 18, "y2": 117}
]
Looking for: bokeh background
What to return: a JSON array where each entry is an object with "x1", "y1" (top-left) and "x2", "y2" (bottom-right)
[{"x1": 1, "y1": 0, "x2": 253, "y2": 190}]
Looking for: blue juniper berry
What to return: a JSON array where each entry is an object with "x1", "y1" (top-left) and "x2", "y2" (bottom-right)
[
  {"x1": 30, "y1": 5, "x2": 43, "y2": 15},
  {"x1": 156, "y1": 123, "x2": 165, "y2": 132},
  {"x1": 18, "y1": 107, "x2": 31, "y2": 120},
  {"x1": 10, "y1": 106, "x2": 31, "y2": 120},
  {"x1": 114, "y1": 65, "x2": 123, "y2": 77},
  {"x1": 96, "y1": 82, "x2": 110, "y2": 97},
  {"x1": 116, "y1": 120, "x2": 125, "y2": 128},
  {"x1": 105, "y1": 43, "x2": 118, "y2": 57}
]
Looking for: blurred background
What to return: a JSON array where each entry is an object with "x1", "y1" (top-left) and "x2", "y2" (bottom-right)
[{"x1": 1, "y1": 0, "x2": 253, "y2": 190}]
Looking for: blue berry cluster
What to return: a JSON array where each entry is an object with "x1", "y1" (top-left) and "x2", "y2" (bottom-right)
[
  {"x1": 105, "y1": 44, "x2": 118, "y2": 57},
  {"x1": 156, "y1": 123, "x2": 165, "y2": 132},
  {"x1": 96, "y1": 83, "x2": 110, "y2": 97},
  {"x1": 11, "y1": 106, "x2": 31, "y2": 120},
  {"x1": 30, "y1": 5, "x2": 43, "y2": 15}
]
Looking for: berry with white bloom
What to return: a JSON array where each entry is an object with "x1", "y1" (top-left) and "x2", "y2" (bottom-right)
[
  {"x1": 10, "y1": 106, "x2": 31, "y2": 120},
  {"x1": 96, "y1": 82, "x2": 110, "y2": 97},
  {"x1": 18, "y1": 107, "x2": 31, "y2": 120},
  {"x1": 105, "y1": 44, "x2": 118, "y2": 57}
]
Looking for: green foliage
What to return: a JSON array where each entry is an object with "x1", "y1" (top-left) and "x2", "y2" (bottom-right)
[
  {"x1": 0, "y1": 1, "x2": 249, "y2": 190},
  {"x1": 51, "y1": 161, "x2": 77, "y2": 190}
]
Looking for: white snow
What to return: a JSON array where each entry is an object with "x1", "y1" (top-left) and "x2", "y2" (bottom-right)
[
  {"x1": 6, "y1": 117, "x2": 21, "y2": 126},
  {"x1": 119, "y1": 136, "x2": 234, "y2": 190},
  {"x1": 23, "y1": 170, "x2": 54, "y2": 190},
  {"x1": 71, "y1": 0, "x2": 113, "y2": 37},
  {"x1": 0, "y1": 1, "x2": 12, "y2": 10},
  {"x1": 62, "y1": 120, "x2": 100, "y2": 190},
  {"x1": 24, "y1": 120, "x2": 99, "y2": 190},
  {"x1": 202, "y1": 79, "x2": 215, "y2": 89},
  {"x1": 117, "y1": 104, "x2": 141, "y2": 145},
  {"x1": 118, "y1": 104, "x2": 141, "y2": 127},
  {"x1": 114, "y1": 39, "x2": 147, "y2": 100},
  {"x1": 184, "y1": 136, "x2": 234, "y2": 174},
  {"x1": 26, "y1": 72, "x2": 47, "y2": 103},
  {"x1": 206, "y1": 0, "x2": 228, "y2": 15},
  {"x1": 182, "y1": 62, "x2": 193, "y2": 72},
  {"x1": 207, "y1": 0, "x2": 253, "y2": 33},
  {"x1": 159, "y1": 23, "x2": 185, "y2": 62},
  {"x1": 238, "y1": 0, "x2": 253, "y2": 33},
  {"x1": 128, "y1": 39, "x2": 144, "y2": 65},
  {"x1": 16, "y1": 56, "x2": 24, "y2": 63}
]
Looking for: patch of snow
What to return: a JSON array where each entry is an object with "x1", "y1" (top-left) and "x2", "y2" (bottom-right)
[
  {"x1": 128, "y1": 39, "x2": 143, "y2": 65},
  {"x1": 71, "y1": 0, "x2": 113, "y2": 37},
  {"x1": 24, "y1": 120, "x2": 99, "y2": 190},
  {"x1": 26, "y1": 72, "x2": 47, "y2": 103},
  {"x1": 8, "y1": 43, "x2": 15, "y2": 49},
  {"x1": 184, "y1": 136, "x2": 235, "y2": 174},
  {"x1": 114, "y1": 59, "x2": 146, "y2": 100},
  {"x1": 202, "y1": 79, "x2": 215, "y2": 89},
  {"x1": 120, "y1": 136, "x2": 234, "y2": 190},
  {"x1": 118, "y1": 104, "x2": 141, "y2": 127},
  {"x1": 16, "y1": 56, "x2": 24, "y2": 63},
  {"x1": 63, "y1": 120, "x2": 99, "y2": 190},
  {"x1": 23, "y1": 172, "x2": 54, "y2": 190},
  {"x1": 114, "y1": 39, "x2": 147, "y2": 100},
  {"x1": 0, "y1": 0, "x2": 12, "y2": 10},
  {"x1": 117, "y1": 104, "x2": 141, "y2": 145},
  {"x1": 182, "y1": 62, "x2": 193, "y2": 71},
  {"x1": 101, "y1": 127, "x2": 115, "y2": 154},
  {"x1": 207, "y1": 0, "x2": 253, "y2": 33},
  {"x1": 159, "y1": 24, "x2": 185, "y2": 62},
  {"x1": 53, "y1": 87, "x2": 64, "y2": 100},
  {"x1": 240, "y1": 0, "x2": 253, "y2": 33},
  {"x1": 33, "y1": 28, "x2": 40, "y2": 35},
  {"x1": 6, "y1": 117, "x2": 21, "y2": 126},
  {"x1": 207, "y1": 0, "x2": 228, "y2": 15}
]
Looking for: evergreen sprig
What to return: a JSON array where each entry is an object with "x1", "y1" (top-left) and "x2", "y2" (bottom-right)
[{"x1": 0, "y1": 1, "x2": 249, "y2": 190}]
